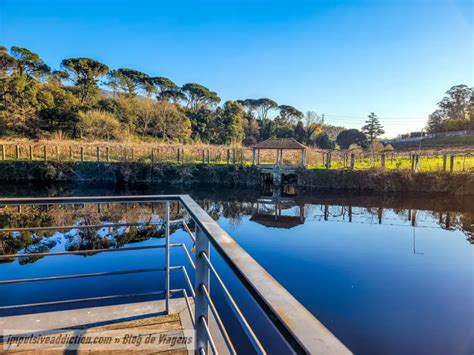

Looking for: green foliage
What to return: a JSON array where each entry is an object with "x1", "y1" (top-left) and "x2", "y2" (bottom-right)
[
  {"x1": 336, "y1": 129, "x2": 368, "y2": 149},
  {"x1": 361, "y1": 112, "x2": 385, "y2": 143},
  {"x1": 182, "y1": 83, "x2": 221, "y2": 111},
  {"x1": 10, "y1": 46, "x2": 50, "y2": 80},
  {"x1": 426, "y1": 85, "x2": 472, "y2": 134},
  {"x1": 313, "y1": 133, "x2": 335, "y2": 149},
  {"x1": 220, "y1": 100, "x2": 244, "y2": 144},
  {"x1": 61, "y1": 57, "x2": 109, "y2": 104}
]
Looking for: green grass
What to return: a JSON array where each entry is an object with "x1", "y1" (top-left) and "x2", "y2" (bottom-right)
[{"x1": 309, "y1": 155, "x2": 474, "y2": 172}]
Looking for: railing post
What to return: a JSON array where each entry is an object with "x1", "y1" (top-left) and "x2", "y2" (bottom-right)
[
  {"x1": 442, "y1": 154, "x2": 447, "y2": 171},
  {"x1": 350, "y1": 153, "x2": 355, "y2": 169},
  {"x1": 106, "y1": 147, "x2": 110, "y2": 162},
  {"x1": 450, "y1": 155, "x2": 455, "y2": 173},
  {"x1": 165, "y1": 201, "x2": 170, "y2": 314},
  {"x1": 15, "y1": 145, "x2": 19, "y2": 160},
  {"x1": 43, "y1": 146, "x2": 47, "y2": 161},
  {"x1": 29, "y1": 145, "x2": 33, "y2": 161},
  {"x1": 80, "y1": 147, "x2": 84, "y2": 162},
  {"x1": 96, "y1": 147, "x2": 100, "y2": 162},
  {"x1": 195, "y1": 226, "x2": 210, "y2": 353},
  {"x1": 0, "y1": 144, "x2": 4, "y2": 161},
  {"x1": 381, "y1": 154, "x2": 386, "y2": 169}
]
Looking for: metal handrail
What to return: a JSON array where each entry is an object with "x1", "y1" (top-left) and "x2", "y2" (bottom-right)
[
  {"x1": 200, "y1": 316, "x2": 218, "y2": 355},
  {"x1": 201, "y1": 284, "x2": 236, "y2": 354},
  {"x1": 0, "y1": 195, "x2": 351, "y2": 354},
  {"x1": 201, "y1": 251, "x2": 264, "y2": 354},
  {"x1": 0, "y1": 267, "x2": 165, "y2": 284}
]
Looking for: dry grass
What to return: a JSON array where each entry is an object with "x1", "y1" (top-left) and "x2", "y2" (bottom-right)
[{"x1": 0, "y1": 139, "x2": 473, "y2": 172}]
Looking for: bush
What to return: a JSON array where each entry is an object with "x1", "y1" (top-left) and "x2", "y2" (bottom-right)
[{"x1": 78, "y1": 110, "x2": 121, "y2": 140}]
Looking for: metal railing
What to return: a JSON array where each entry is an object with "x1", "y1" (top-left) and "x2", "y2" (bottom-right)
[{"x1": 0, "y1": 195, "x2": 351, "y2": 354}]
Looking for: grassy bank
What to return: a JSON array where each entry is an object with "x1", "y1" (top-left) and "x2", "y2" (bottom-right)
[
  {"x1": 1, "y1": 139, "x2": 474, "y2": 172},
  {"x1": 0, "y1": 161, "x2": 473, "y2": 195}
]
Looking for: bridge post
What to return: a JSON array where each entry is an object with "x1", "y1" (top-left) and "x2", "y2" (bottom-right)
[{"x1": 194, "y1": 226, "x2": 210, "y2": 353}]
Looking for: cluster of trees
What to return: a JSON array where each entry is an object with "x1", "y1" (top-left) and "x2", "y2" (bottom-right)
[
  {"x1": 0, "y1": 45, "x2": 345, "y2": 146},
  {"x1": 426, "y1": 85, "x2": 473, "y2": 134}
]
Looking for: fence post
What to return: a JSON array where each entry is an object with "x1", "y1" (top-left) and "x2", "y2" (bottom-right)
[
  {"x1": 15, "y1": 145, "x2": 19, "y2": 160},
  {"x1": 442, "y1": 154, "x2": 447, "y2": 171},
  {"x1": 43, "y1": 146, "x2": 47, "y2": 161},
  {"x1": 69, "y1": 146, "x2": 73, "y2": 161},
  {"x1": 450, "y1": 155, "x2": 455, "y2": 173},
  {"x1": 0, "y1": 145, "x2": 4, "y2": 161},
  {"x1": 177, "y1": 147, "x2": 180, "y2": 163},
  {"x1": 96, "y1": 147, "x2": 100, "y2": 162},
  {"x1": 131, "y1": 148, "x2": 134, "y2": 162},
  {"x1": 381, "y1": 154, "x2": 386, "y2": 169},
  {"x1": 80, "y1": 147, "x2": 84, "y2": 162},
  {"x1": 350, "y1": 153, "x2": 355, "y2": 169},
  {"x1": 325, "y1": 152, "x2": 331, "y2": 169},
  {"x1": 194, "y1": 226, "x2": 210, "y2": 354},
  {"x1": 227, "y1": 149, "x2": 230, "y2": 164},
  {"x1": 207, "y1": 149, "x2": 210, "y2": 164},
  {"x1": 410, "y1": 154, "x2": 415, "y2": 171},
  {"x1": 106, "y1": 147, "x2": 110, "y2": 162},
  {"x1": 29, "y1": 146, "x2": 33, "y2": 161},
  {"x1": 415, "y1": 155, "x2": 420, "y2": 172},
  {"x1": 55, "y1": 146, "x2": 59, "y2": 161},
  {"x1": 182, "y1": 148, "x2": 185, "y2": 163}
]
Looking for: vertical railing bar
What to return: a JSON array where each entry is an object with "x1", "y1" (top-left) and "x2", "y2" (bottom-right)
[
  {"x1": 165, "y1": 200, "x2": 170, "y2": 315},
  {"x1": 195, "y1": 226, "x2": 210, "y2": 353},
  {"x1": 201, "y1": 284, "x2": 237, "y2": 354},
  {"x1": 201, "y1": 316, "x2": 219, "y2": 355},
  {"x1": 201, "y1": 251, "x2": 265, "y2": 354}
]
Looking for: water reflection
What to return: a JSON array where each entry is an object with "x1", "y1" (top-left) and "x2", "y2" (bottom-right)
[
  {"x1": 1, "y1": 188, "x2": 472, "y2": 266},
  {"x1": 0, "y1": 182, "x2": 472, "y2": 354}
]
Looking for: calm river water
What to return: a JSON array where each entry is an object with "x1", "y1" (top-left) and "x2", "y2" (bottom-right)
[{"x1": 0, "y1": 182, "x2": 472, "y2": 354}]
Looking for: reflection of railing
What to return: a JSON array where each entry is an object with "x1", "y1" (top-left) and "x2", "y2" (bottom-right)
[{"x1": 0, "y1": 195, "x2": 350, "y2": 354}]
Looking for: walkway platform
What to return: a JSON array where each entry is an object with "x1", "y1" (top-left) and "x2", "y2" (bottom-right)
[{"x1": 0, "y1": 298, "x2": 226, "y2": 354}]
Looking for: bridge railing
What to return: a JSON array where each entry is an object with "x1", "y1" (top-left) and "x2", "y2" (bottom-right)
[{"x1": 0, "y1": 195, "x2": 350, "y2": 354}]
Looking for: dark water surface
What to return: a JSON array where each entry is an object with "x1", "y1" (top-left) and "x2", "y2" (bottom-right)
[{"x1": 0, "y1": 182, "x2": 473, "y2": 354}]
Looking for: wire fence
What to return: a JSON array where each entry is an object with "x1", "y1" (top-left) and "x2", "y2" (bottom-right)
[{"x1": 1, "y1": 142, "x2": 473, "y2": 173}]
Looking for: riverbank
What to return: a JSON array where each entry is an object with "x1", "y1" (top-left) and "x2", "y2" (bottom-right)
[{"x1": 1, "y1": 161, "x2": 473, "y2": 195}]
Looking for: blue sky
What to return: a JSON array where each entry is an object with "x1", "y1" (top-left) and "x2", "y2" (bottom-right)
[{"x1": 1, "y1": 0, "x2": 472, "y2": 136}]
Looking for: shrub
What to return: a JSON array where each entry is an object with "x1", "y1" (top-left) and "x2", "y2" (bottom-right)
[{"x1": 78, "y1": 110, "x2": 121, "y2": 140}]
